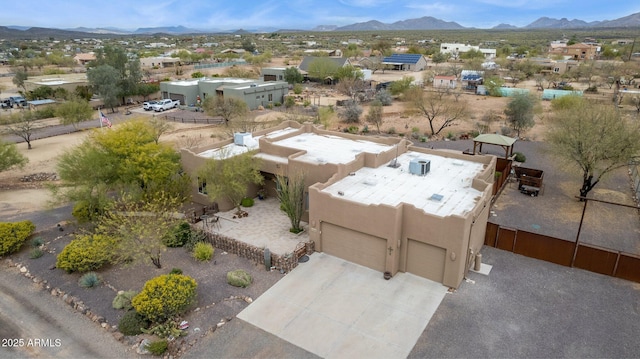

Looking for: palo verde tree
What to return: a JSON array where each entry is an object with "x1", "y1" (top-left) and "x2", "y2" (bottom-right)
[
  {"x1": 87, "y1": 64, "x2": 121, "y2": 112},
  {"x1": 307, "y1": 57, "x2": 340, "y2": 82},
  {"x1": 283, "y1": 66, "x2": 304, "y2": 84},
  {"x1": 504, "y1": 93, "x2": 540, "y2": 137},
  {"x1": 547, "y1": 97, "x2": 640, "y2": 199},
  {"x1": 198, "y1": 150, "x2": 263, "y2": 214},
  {"x1": 90, "y1": 45, "x2": 142, "y2": 105},
  {"x1": 55, "y1": 97, "x2": 94, "y2": 129},
  {"x1": 54, "y1": 119, "x2": 189, "y2": 219},
  {"x1": 97, "y1": 193, "x2": 183, "y2": 269},
  {"x1": 275, "y1": 172, "x2": 306, "y2": 234},
  {"x1": 0, "y1": 139, "x2": 28, "y2": 172}
]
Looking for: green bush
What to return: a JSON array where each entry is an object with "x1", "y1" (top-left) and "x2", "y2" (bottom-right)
[
  {"x1": 145, "y1": 339, "x2": 168, "y2": 356},
  {"x1": 184, "y1": 230, "x2": 207, "y2": 252},
  {"x1": 347, "y1": 126, "x2": 359, "y2": 134},
  {"x1": 387, "y1": 127, "x2": 396, "y2": 135},
  {"x1": 170, "y1": 268, "x2": 183, "y2": 275},
  {"x1": 193, "y1": 242, "x2": 214, "y2": 262},
  {"x1": 0, "y1": 221, "x2": 36, "y2": 256},
  {"x1": 29, "y1": 248, "x2": 44, "y2": 259},
  {"x1": 56, "y1": 234, "x2": 115, "y2": 273},
  {"x1": 78, "y1": 272, "x2": 101, "y2": 288},
  {"x1": 112, "y1": 290, "x2": 138, "y2": 310},
  {"x1": 118, "y1": 310, "x2": 150, "y2": 336},
  {"x1": 163, "y1": 221, "x2": 192, "y2": 247},
  {"x1": 141, "y1": 320, "x2": 186, "y2": 338},
  {"x1": 293, "y1": 83, "x2": 303, "y2": 95},
  {"x1": 227, "y1": 269, "x2": 252, "y2": 288},
  {"x1": 132, "y1": 274, "x2": 197, "y2": 323},
  {"x1": 30, "y1": 237, "x2": 44, "y2": 247},
  {"x1": 513, "y1": 152, "x2": 526, "y2": 163},
  {"x1": 71, "y1": 201, "x2": 93, "y2": 223},
  {"x1": 241, "y1": 197, "x2": 254, "y2": 207}
]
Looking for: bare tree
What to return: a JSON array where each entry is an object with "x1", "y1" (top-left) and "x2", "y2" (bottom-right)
[
  {"x1": 6, "y1": 112, "x2": 38, "y2": 149},
  {"x1": 202, "y1": 95, "x2": 248, "y2": 124},
  {"x1": 365, "y1": 100, "x2": 383, "y2": 133},
  {"x1": 406, "y1": 87, "x2": 468, "y2": 137},
  {"x1": 149, "y1": 117, "x2": 174, "y2": 144},
  {"x1": 547, "y1": 100, "x2": 640, "y2": 199}
]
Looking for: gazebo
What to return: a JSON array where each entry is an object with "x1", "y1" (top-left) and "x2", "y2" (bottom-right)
[{"x1": 472, "y1": 134, "x2": 517, "y2": 158}]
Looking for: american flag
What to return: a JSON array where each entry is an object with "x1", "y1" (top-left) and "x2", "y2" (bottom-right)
[{"x1": 99, "y1": 110, "x2": 112, "y2": 128}]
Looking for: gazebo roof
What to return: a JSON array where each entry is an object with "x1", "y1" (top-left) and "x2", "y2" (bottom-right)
[
  {"x1": 473, "y1": 134, "x2": 517, "y2": 147},
  {"x1": 472, "y1": 134, "x2": 517, "y2": 158}
]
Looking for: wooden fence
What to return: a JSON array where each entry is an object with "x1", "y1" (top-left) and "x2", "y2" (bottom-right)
[{"x1": 485, "y1": 222, "x2": 640, "y2": 283}]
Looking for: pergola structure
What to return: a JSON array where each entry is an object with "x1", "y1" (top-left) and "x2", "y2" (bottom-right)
[{"x1": 472, "y1": 134, "x2": 517, "y2": 159}]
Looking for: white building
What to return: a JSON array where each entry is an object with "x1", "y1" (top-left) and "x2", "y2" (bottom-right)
[{"x1": 440, "y1": 43, "x2": 496, "y2": 59}]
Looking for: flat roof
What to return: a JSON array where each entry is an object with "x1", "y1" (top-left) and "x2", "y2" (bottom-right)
[
  {"x1": 274, "y1": 133, "x2": 392, "y2": 165},
  {"x1": 322, "y1": 152, "x2": 485, "y2": 217}
]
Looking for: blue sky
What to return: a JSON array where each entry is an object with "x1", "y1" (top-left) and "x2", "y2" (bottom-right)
[{"x1": 3, "y1": 0, "x2": 639, "y2": 30}]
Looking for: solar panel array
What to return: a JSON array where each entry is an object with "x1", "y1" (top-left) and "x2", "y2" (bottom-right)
[{"x1": 382, "y1": 54, "x2": 423, "y2": 64}]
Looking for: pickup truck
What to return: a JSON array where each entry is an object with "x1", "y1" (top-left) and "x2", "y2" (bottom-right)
[{"x1": 151, "y1": 99, "x2": 180, "y2": 112}]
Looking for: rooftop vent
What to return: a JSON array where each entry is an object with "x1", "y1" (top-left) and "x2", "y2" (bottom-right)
[
  {"x1": 409, "y1": 158, "x2": 430, "y2": 176},
  {"x1": 363, "y1": 178, "x2": 377, "y2": 186},
  {"x1": 430, "y1": 193, "x2": 444, "y2": 202}
]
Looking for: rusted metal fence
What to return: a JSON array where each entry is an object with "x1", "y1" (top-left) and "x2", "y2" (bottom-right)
[{"x1": 485, "y1": 222, "x2": 640, "y2": 283}]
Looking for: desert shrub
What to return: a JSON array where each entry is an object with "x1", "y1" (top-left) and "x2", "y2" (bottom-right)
[
  {"x1": 30, "y1": 237, "x2": 44, "y2": 247},
  {"x1": 338, "y1": 100, "x2": 362, "y2": 124},
  {"x1": 284, "y1": 96, "x2": 295, "y2": 108},
  {"x1": 241, "y1": 197, "x2": 254, "y2": 207},
  {"x1": 227, "y1": 269, "x2": 252, "y2": 288},
  {"x1": 0, "y1": 220, "x2": 36, "y2": 256},
  {"x1": 118, "y1": 310, "x2": 150, "y2": 336},
  {"x1": 132, "y1": 274, "x2": 197, "y2": 323},
  {"x1": 303, "y1": 100, "x2": 311, "y2": 107},
  {"x1": 163, "y1": 221, "x2": 192, "y2": 247},
  {"x1": 145, "y1": 339, "x2": 168, "y2": 356},
  {"x1": 72, "y1": 201, "x2": 93, "y2": 223},
  {"x1": 347, "y1": 125, "x2": 359, "y2": 134},
  {"x1": 56, "y1": 234, "x2": 115, "y2": 273},
  {"x1": 293, "y1": 83, "x2": 303, "y2": 94},
  {"x1": 375, "y1": 89, "x2": 393, "y2": 106},
  {"x1": 78, "y1": 272, "x2": 101, "y2": 288},
  {"x1": 184, "y1": 230, "x2": 207, "y2": 252},
  {"x1": 29, "y1": 248, "x2": 44, "y2": 259},
  {"x1": 387, "y1": 127, "x2": 396, "y2": 135},
  {"x1": 170, "y1": 268, "x2": 183, "y2": 275},
  {"x1": 513, "y1": 152, "x2": 526, "y2": 163},
  {"x1": 112, "y1": 290, "x2": 138, "y2": 310},
  {"x1": 141, "y1": 320, "x2": 187, "y2": 338},
  {"x1": 193, "y1": 242, "x2": 214, "y2": 262}
]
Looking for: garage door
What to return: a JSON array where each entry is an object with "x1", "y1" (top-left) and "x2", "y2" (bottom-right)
[
  {"x1": 406, "y1": 240, "x2": 446, "y2": 283},
  {"x1": 321, "y1": 223, "x2": 386, "y2": 272},
  {"x1": 169, "y1": 94, "x2": 185, "y2": 105}
]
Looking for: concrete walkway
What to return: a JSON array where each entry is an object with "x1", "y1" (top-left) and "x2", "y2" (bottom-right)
[{"x1": 238, "y1": 253, "x2": 447, "y2": 359}]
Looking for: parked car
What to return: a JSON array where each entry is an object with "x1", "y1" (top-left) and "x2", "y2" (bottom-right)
[
  {"x1": 151, "y1": 99, "x2": 180, "y2": 112},
  {"x1": 1, "y1": 99, "x2": 11, "y2": 109},
  {"x1": 143, "y1": 100, "x2": 158, "y2": 111},
  {"x1": 9, "y1": 96, "x2": 27, "y2": 107}
]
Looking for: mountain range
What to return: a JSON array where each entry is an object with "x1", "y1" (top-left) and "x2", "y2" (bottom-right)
[{"x1": 2, "y1": 12, "x2": 639, "y2": 38}]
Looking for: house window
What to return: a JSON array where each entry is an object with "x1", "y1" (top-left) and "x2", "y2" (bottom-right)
[
  {"x1": 197, "y1": 177, "x2": 207, "y2": 195},
  {"x1": 554, "y1": 68, "x2": 560, "y2": 73},
  {"x1": 268, "y1": 94, "x2": 273, "y2": 101}
]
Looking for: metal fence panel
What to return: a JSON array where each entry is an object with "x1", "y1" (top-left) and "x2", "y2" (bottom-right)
[{"x1": 574, "y1": 244, "x2": 618, "y2": 275}]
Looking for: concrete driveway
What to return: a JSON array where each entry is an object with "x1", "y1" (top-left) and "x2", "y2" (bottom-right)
[{"x1": 238, "y1": 253, "x2": 447, "y2": 359}]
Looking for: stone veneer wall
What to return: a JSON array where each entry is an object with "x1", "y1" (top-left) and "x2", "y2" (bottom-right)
[{"x1": 201, "y1": 230, "x2": 314, "y2": 273}]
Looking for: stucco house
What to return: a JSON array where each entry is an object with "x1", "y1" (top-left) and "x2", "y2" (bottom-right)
[
  {"x1": 159, "y1": 77, "x2": 288, "y2": 109},
  {"x1": 382, "y1": 53, "x2": 428, "y2": 71},
  {"x1": 180, "y1": 121, "x2": 496, "y2": 288},
  {"x1": 440, "y1": 43, "x2": 496, "y2": 59},
  {"x1": 433, "y1": 75, "x2": 458, "y2": 89}
]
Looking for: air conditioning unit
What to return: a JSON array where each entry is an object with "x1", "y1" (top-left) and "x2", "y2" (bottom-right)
[
  {"x1": 409, "y1": 158, "x2": 430, "y2": 176},
  {"x1": 234, "y1": 132, "x2": 252, "y2": 146}
]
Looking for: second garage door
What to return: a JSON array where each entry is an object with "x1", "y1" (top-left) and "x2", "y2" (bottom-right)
[
  {"x1": 406, "y1": 239, "x2": 446, "y2": 283},
  {"x1": 321, "y1": 223, "x2": 386, "y2": 272}
]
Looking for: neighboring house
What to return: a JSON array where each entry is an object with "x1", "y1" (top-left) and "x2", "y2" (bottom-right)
[
  {"x1": 298, "y1": 56, "x2": 351, "y2": 73},
  {"x1": 73, "y1": 52, "x2": 95, "y2": 66},
  {"x1": 528, "y1": 58, "x2": 578, "y2": 75},
  {"x1": 159, "y1": 77, "x2": 288, "y2": 109},
  {"x1": 140, "y1": 56, "x2": 181, "y2": 68},
  {"x1": 261, "y1": 67, "x2": 287, "y2": 82},
  {"x1": 433, "y1": 75, "x2": 457, "y2": 89},
  {"x1": 461, "y1": 70, "x2": 484, "y2": 90},
  {"x1": 548, "y1": 43, "x2": 600, "y2": 60},
  {"x1": 180, "y1": 121, "x2": 496, "y2": 288},
  {"x1": 440, "y1": 43, "x2": 496, "y2": 59},
  {"x1": 381, "y1": 53, "x2": 428, "y2": 71},
  {"x1": 220, "y1": 48, "x2": 246, "y2": 55}
]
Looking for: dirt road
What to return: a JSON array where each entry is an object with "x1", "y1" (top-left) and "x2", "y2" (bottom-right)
[{"x1": 0, "y1": 264, "x2": 137, "y2": 359}]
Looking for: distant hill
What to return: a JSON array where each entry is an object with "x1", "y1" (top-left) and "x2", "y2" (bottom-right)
[
  {"x1": 312, "y1": 25, "x2": 338, "y2": 32},
  {"x1": 492, "y1": 23, "x2": 518, "y2": 30},
  {"x1": 525, "y1": 17, "x2": 595, "y2": 29},
  {"x1": 336, "y1": 16, "x2": 464, "y2": 31},
  {"x1": 596, "y1": 12, "x2": 640, "y2": 27},
  {"x1": 134, "y1": 25, "x2": 202, "y2": 34}
]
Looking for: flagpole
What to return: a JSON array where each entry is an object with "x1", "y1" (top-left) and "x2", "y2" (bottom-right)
[{"x1": 98, "y1": 107, "x2": 103, "y2": 129}]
